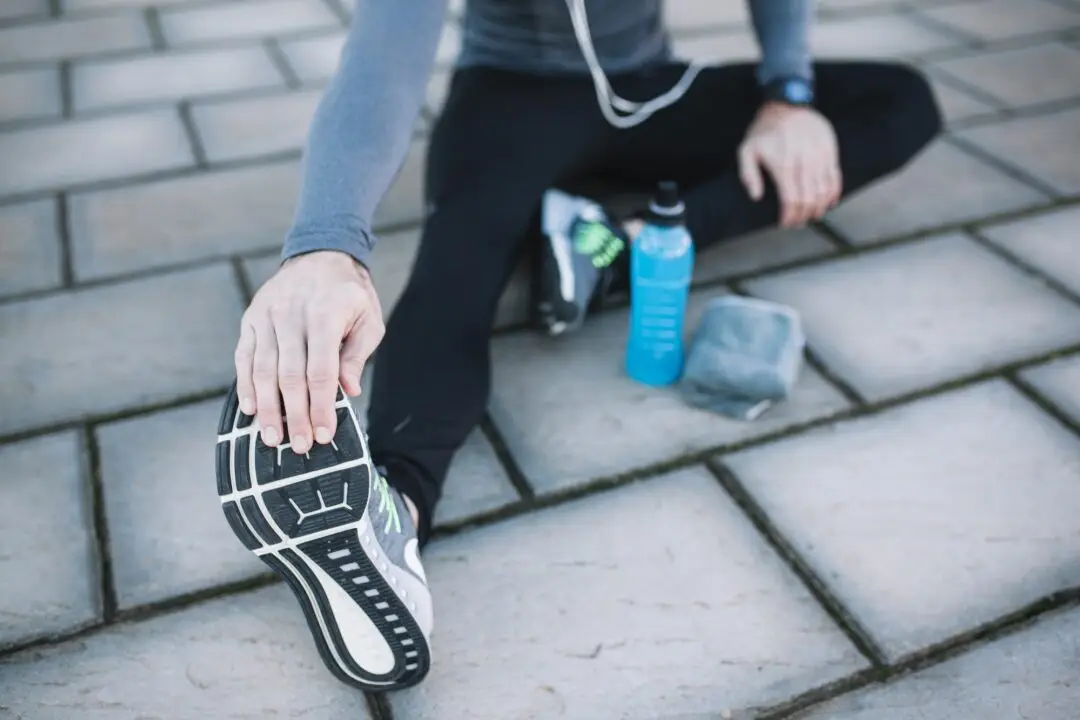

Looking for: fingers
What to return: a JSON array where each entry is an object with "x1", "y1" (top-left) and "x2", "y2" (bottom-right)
[
  {"x1": 339, "y1": 312, "x2": 384, "y2": 398},
  {"x1": 306, "y1": 308, "x2": 343, "y2": 446},
  {"x1": 250, "y1": 317, "x2": 283, "y2": 447},
  {"x1": 274, "y1": 304, "x2": 312, "y2": 455},
  {"x1": 234, "y1": 321, "x2": 257, "y2": 416},
  {"x1": 738, "y1": 143, "x2": 765, "y2": 201}
]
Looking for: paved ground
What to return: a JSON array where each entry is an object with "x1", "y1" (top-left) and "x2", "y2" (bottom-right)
[{"x1": 2, "y1": 0, "x2": 1080, "y2": 717}]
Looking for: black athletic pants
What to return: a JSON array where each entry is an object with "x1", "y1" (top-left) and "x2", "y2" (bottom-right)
[{"x1": 367, "y1": 61, "x2": 942, "y2": 543}]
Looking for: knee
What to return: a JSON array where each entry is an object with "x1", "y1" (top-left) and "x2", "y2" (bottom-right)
[{"x1": 883, "y1": 64, "x2": 944, "y2": 154}]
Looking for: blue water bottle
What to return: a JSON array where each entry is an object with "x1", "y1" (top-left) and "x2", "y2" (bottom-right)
[{"x1": 625, "y1": 181, "x2": 695, "y2": 386}]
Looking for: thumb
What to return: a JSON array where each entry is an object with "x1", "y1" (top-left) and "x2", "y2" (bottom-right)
[
  {"x1": 339, "y1": 318, "x2": 383, "y2": 396},
  {"x1": 738, "y1": 143, "x2": 765, "y2": 201}
]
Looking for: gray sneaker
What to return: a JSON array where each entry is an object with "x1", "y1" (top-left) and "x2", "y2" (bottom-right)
[{"x1": 215, "y1": 384, "x2": 434, "y2": 691}]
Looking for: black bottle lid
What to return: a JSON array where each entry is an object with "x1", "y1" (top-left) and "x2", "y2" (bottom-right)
[{"x1": 648, "y1": 180, "x2": 685, "y2": 226}]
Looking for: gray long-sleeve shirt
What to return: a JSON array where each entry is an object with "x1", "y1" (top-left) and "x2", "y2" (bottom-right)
[{"x1": 282, "y1": 0, "x2": 814, "y2": 267}]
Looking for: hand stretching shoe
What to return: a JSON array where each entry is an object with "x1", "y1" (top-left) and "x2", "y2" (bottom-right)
[
  {"x1": 536, "y1": 189, "x2": 628, "y2": 336},
  {"x1": 215, "y1": 385, "x2": 434, "y2": 691}
]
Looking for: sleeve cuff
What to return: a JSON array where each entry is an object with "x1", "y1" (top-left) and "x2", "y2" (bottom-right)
[{"x1": 281, "y1": 216, "x2": 376, "y2": 268}]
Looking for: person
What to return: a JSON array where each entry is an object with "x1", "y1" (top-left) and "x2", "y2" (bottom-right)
[{"x1": 214, "y1": 0, "x2": 942, "y2": 692}]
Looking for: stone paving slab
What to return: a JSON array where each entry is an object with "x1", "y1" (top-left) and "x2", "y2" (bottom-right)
[
  {"x1": 95, "y1": 399, "x2": 268, "y2": 610},
  {"x1": 0, "y1": 432, "x2": 100, "y2": 649},
  {"x1": 923, "y1": 74, "x2": 1002, "y2": 124},
  {"x1": 0, "y1": 0, "x2": 49, "y2": 21},
  {"x1": 64, "y1": 0, "x2": 209, "y2": 9},
  {"x1": 392, "y1": 468, "x2": 868, "y2": 720},
  {"x1": 1020, "y1": 353, "x2": 1080, "y2": 428},
  {"x1": 724, "y1": 380, "x2": 1080, "y2": 661},
  {"x1": 824, "y1": 140, "x2": 1048, "y2": 244},
  {"x1": 0, "y1": 199, "x2": 61, "y2": 297},
  {"x1": 68, "y1": 160, "x2": 300, "y2": 280},
  {"x1": 158, "y1": 0, "x2": 340, "y2": 47},
  {"x1": 744, "y1": 233, "x2": 1080, "y2": 401},
  {"x1": 0, "y1": 109, "x2": 193, "y2": 198},
  {"x1": 956, "y1": 107, "x2": 1080, "y2": 197},
  {"x1": 931, "y1": 43, "x2": 1080, "y2": 110},
  {"x1": 371, "y1": 138, "x2": 427, "y2": 230},
  {"x1": 0, "y1": 13, "x2": 151, "y2": 66},
  {"x1": 0, "y1": 585, "x2": 374, "y2": 720},
  {"x1": 72, "y1": 46, "x2": 286, "y2": 113},
  {"x1": 810, "y1": 14, "x2": 962, "y2": 59},
  {"x1": 190, "y1": 88, "x2": 321, "y2": 162},
  {"x1": 980, "y1": 205, "x2": 1080, "y2": 297},
  {"x1": 0, "y1": 264, "x2": 243, "y2": 436},
  {"x1": 693, "y1": 226, "x2": 838, "y2": 282},
  {"x1": 915, "y1": 0, "x2": 1080, "y2": 42},
  {"x1": 800, "y1": 607, "x2": 1080, "y2": 719},
  {"x1": 489, "y1": 286, "x2": 852, "y2": 494},
  {"x1": 0, "y1": 66, "x2": 61, "y2": 124},
  {"x1": 665, "y1": 0, "x2": 749, "y2": 33}
]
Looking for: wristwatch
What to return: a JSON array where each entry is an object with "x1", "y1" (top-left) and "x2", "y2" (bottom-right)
[{"x1": 761, "y1": 76, "x2": 815, "y2": 106}]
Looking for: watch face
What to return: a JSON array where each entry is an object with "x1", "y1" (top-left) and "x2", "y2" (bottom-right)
[{"x1": 784, "y1": 79, "x2": 813, "y2": 104}]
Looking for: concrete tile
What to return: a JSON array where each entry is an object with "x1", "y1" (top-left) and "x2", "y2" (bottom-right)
[
  {"x1": 160, "y1": 0, "x2": 339, "y2": 46},
  {"x1": 65, "y1": 0, "x2": 208, "y2": 8},
  {"x1": 0, "y1": 199, "x2": 61, "y2": 297},
  {"x1": 433, "y1": 430, "x2": 520, "y2": 526},
  {"x1": 243, "y1": 224, "x2": 530, "y2": 330},
  {"x1": 826, "y1": 141, "x2": 1047, "y2": 244},
  {"x1": 693, "y1": 226, "x2": 838, "y2": 284},
  {"x1": 932, "y1": 44, "x2": 1080, "y2": 109},
  {"x1": 917, "y1": 0, "x2": 1080, "y2": 41},
  {"x1": 981, "y1": 205, "x2": 1080, "y2": 297},
  {"x1": 392, "y1": 468, "x2": 867, "y2": 719},
  {"x1": 0, "y1": 66, "x2": 61, "y2": 124},
  {"x1": 665, "y1": 0, "x2": 749, "y2": 32},
  {"x1": 277, "y1": 32, "x2": 344, "y2": 83},
  {"x1": 802, "y1": 607, "x2": 1080, "y2": 719},
  {"x1": 96, "y1": 399, "x2": 267, "y2": 609},
  {"x1": 0, "y1": 14, "x2": 151, "y2": 64},
  {"x1": 190, "y1": 89, "x2": 320, "y2": 162},
  {"x1": 73, "y1": 46, "x2": 284, "y2": 112},
  {"x1": 0, "y1": 264, "x2": 244, "y2": 435},
  {"x1": 672, "y1": 29, "x2": 760, "y2": 64},
  {"x1": 372, "y1": 138, "x2": 426, "y2": 230},
  {"x1": 0, "y1": 109, "x2": 193, "y2": 197},
  {"x1": 0, "y1": 432, "x2": 99, "y2": 649},
  {"x1": 927, "y1": 76, "x2": 1000, "y2": 124},
  {"x1": 957, "y1": 107, "x2": 1080, "y2": 196},
  {"x1": 726, "y1": 381, "x2": 1080, "y2": 660},
  {"x1": 0, "y1": 0, "x2": 49, "y2": 21},
  {"x1": 69, "y1": 161, "x2": 300, "y2": 280},
  {"x1": 744, "y1": 234, "x2": 1080, "y2": 401},
  {"x1": 1021, "y1": 354, "x2": 1080, "y2": 427},
  {"x1": 812, "y1": 14, "x2": 962, "y2": 59},
  {"x1": 489, "y1": 287, "x2": 852, "y2": 494},
  {"x1": 0, "y1": 585, "x2": 374, "y2": 719}
]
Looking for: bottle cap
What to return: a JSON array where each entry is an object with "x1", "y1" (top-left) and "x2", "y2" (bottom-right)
[
  {"x1": 648, "y1": 180, "x2": 685, "y2": 224},
  {"x1": 655, "y1": 181, "x2": 681, "y2": 210}
]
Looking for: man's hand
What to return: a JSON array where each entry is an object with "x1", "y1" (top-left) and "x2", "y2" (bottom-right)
[
  {"x1": 737, "y1": 101, "x2": 842, "y2": 228},
  {"x1": 234, "y1": 251, "x2": 384, "y2": 454}
]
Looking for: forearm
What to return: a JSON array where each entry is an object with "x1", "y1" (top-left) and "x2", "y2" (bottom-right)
[
  {"x1": 282, "y1": 0, "x2": 448, "y2": 265},
  {"x1": 747, "y1": 0, "x2": 814, "y2": 85}
]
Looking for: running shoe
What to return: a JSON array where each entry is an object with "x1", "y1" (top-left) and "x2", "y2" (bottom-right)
[
  {"x1": 215, "y1": 385, "x2": 433, "y2": 691},
  {"x1": 536, "y1": 189, "x2": 628, "y2": 336}
]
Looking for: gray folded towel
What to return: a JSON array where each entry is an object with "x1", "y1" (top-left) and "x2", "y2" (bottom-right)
[{"x1": 679, "y1": 296, "x2": 806, "y2": 421}]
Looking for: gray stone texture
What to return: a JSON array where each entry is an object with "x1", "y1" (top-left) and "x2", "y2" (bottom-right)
[
  {"x1": 825, "y1": 141, "x2": 1048, "y2": 244},
  {"x1": 0, "y1": 109, "x2": 193, "y2": 197},
  {"x1": 932, "y1": 44, "x2": 1080, "y2": 110},
  {"x1": 96, "y1": 399, "x2": 269, "y2": 609},
  {"x1": 159, "y1": 0, "x2": 340, "y2": 46},
  {"x1": 0, "y1": 0, "x2": 48, "y2": 21},
  {"x1": 812, "y1": 14, "x2": 961, "y2": 59},
  {"x1": 0, "y1": 264, "x2": 244, "y2": 435},
  {"x1": 0, "y1": 199, "x2": 61, "y2": 297},
  {"x1": 392, "y1": 468, "x2": 867, "y2": 719},
  {"x1": 1021, "y1": 354, "x2": 1080, "y2": 428},
  {"x1": 693, "y1": 226, "x2": 838, "y2": 283},
  {"x1": 68, "y1": 161, "x2": 300, "y2": 280},
  {"x1": 489, "y1": 286, "x2": 852, "y2": 493},
  {"x1": 981, "y1": 205, "x2": 1080, "y2": 297},
  {"x1": 0, "y1": 66, "x2": 61, "y2": 124},
  {"x1": 0, "y1": 432, "x2": 99, "y2": 649},
  {"x1": 0, "y1": 585, "x2": 374, "y2": 720},
  {"x1": 957, "y1": 107, "x2": 1080, "y2": 196},
  {"x1": 73, "y1": 46, "x2": 285, "y2": 112},
  {"x1": 725, "y1": 380, "x2": 1080, "y2": 659},
  {"x1": 744, "y1": 234, "x2": 1080, "y2": 401},
  {"x1": 0, "y1": 13, "x2": 151, "y2": 64},
  {"x1": 916, "y1": 0, "x2": 1080, "y2": 41},
  {"x1": 190, "y1": 89, "x2": 321, "y2": 162}
]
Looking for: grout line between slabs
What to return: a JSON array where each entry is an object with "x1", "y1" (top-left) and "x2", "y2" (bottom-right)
[
  {"x1": 58, "y1": 60, "x2": 73, "y2": 118},
  {"x1": 55, "y1": 193, "x2": 74, "y2": 288},
  {"x1": 82, "y1": 425, "x2": 118, "y2": 623},
  {"x1": 144, "y1": 7, "x2": 167, "y2": 51},
  {"x1": 705, "y1": 460, "x2": 890, "y2": 670},
  {"x1": 479, "y1": 414, "x2": 536, "y2": 502},
  {"x1": 231, "y1": 255, "x2": 256, "y2": 305},
  {"x1": 263, "y1": 38, "x2": 302, "y2": 89},
  {"x1": 365, "y1": 692, "x2": 395, "y2": 720},
  {"x1": 966, "y1": 229, "x2": 1080, "y2": 310},
  {"x1": 941, "y1": 135, "x2": 1062, "y2": 199},
  {"x1": 178, "y1": 101, "x2": 209, "y2": 168}
]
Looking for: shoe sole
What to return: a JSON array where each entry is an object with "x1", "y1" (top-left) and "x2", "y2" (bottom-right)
[{"x1": 215, "y1": 383, "x2": 431, "y2": 691}]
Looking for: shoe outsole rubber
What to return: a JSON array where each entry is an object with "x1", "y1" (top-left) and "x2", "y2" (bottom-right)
[{"x1": 215, "y1": 382, "x2": 431, "y2": 691}]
